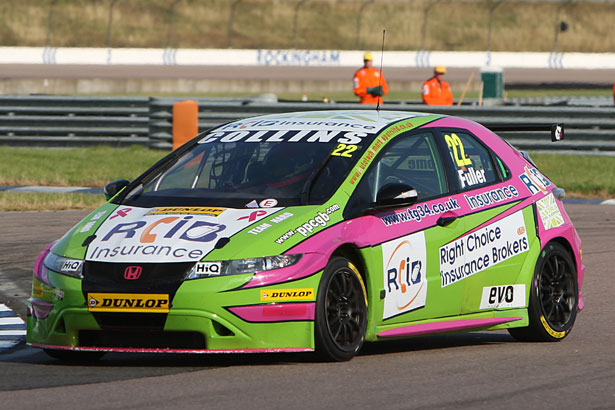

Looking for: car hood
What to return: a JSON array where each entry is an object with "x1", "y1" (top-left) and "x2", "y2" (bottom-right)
[{"x1": 52, "y1": 201, "x2": 345, "y2": 263}]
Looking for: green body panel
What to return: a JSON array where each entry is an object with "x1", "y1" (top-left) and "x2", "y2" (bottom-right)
[
  {"x1": 360, "y1": 204, "x2": 536, "y2": 342},
  {"x1": 53, "y1": 202, "x2": 119, "y2": 259},
  {"x1": 460, "y1": 206, "x2": 538, "y2": 315}
]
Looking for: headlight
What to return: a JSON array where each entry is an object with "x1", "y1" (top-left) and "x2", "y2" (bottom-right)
[
  {"x1": 186, "y1": 254, "x2": 302, "y2": 280},
  {"x1": 44, "y1": 252, "x2": 84, "y2": 279}
]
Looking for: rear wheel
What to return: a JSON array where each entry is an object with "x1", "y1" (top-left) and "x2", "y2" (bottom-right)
[
  {"x1": 315, "y1": 257, "x2": 368, "y2": 361},
  {"x1": 509, "y1": 242, "x2": 578, "y2": 342}
]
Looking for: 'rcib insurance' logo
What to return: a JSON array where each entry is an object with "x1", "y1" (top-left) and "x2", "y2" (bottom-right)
[{"x1": 382, "y1": 232, "x2": 428, "y2": 319}]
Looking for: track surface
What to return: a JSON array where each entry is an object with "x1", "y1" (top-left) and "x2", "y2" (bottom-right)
[
  {"x1": 2, "y1": 64, "x2": 613, "y2": 84},
  {"x1": 0, "y1": 204, "x2": 613, "y2": 409}
]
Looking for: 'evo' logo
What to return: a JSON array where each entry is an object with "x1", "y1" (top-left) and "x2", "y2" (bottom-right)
[{"x1": 479, "y1": 285, "x2": 525, "y2": 309}]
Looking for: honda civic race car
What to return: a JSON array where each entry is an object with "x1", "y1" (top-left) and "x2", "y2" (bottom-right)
[{"x1": 27, "y1": 110, "x2": 584, "y2": 361}]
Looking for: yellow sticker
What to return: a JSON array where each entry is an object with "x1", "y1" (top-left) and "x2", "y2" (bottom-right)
[
  {"x1": 260, "y1": 288, "x2": 315, "y2": 302},
  {"x1": 87, "y1": 293, "x2": 170, "y2": 313},
  {"x1": 32, "y1": 284, "x2": 44, "y2": 299},
  {"x1": 445, "y1": 133, "x2": 472, "y2": 168},
  {"x1": 540, "y1": 315, "x2": 566, "y2": 338},
  {"x1": 147, "y1": 207, "x2": 225, "y2": 216}
]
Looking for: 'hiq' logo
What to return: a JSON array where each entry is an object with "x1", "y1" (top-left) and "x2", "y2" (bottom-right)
[
  {"x1": 382, "y1": 232, "x2": 428, "y2": 319},
  {"x1": 102, "y1": 215, "x2": 226, "y2": 244}
]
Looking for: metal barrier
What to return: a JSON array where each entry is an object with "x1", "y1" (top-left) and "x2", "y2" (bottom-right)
[
  {"x1": 0, "y1": 95, "x2": 613, "y2": 154},
  {"x1": 149, "y1": 97, "x2": 615, "y2": 154},
  {"x1": 0, "y1": 96, "x2": 149, "y2": 146}
]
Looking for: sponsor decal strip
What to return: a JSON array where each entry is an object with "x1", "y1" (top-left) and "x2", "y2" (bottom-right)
[
  {"x1": 380, "y1": 197, "x2": 461, "y2": 226},
  {"x1": 464, "y1": 184, "x2": 520, "y2": 210},
  {"x1": 200, "y1": 129, "x2": 370, "y2": 145},
  {"x1": 275, "y1": 204, "x2": 340, "y2": 244},
  {"x1": 519, "y1": 165, "x2": 551, "y2": 195},
  {"x1": 439, "y1": 211, "x2": 529, "y2": 287},
  {"x1": 536, "y1": 193, "x2": 565, "y2": 230},
  {"x1": 146, "y1": 207, "x2": 225, "y2": 216},
  {"x1": 87, "y1": 206, "x2": 280, "y2": 262},
  {"x1": 87, "y1": 293, "x2": 170, "y2": 313},
  {"x1": 480, "y1": 284, "x2": 526, "y2": 309},
  {"x1": 349, "y1": 120, "x2": 416, "y2": 185},
  {"x1": 382, "y1": 231, "x2": 428, "y2": 319},
  {"x1": 260, "y1": 288, "x2": 314, "y2": 302}
]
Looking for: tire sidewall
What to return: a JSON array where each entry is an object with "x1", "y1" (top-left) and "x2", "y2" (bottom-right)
[
  {"x1": 315, "y1": 257, "x2": 368, "y2": 361},
  {"x1": 529, "y1": 242, "x2": 578, "y2": 341}
]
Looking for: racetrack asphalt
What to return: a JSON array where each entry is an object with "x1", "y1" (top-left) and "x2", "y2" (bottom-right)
[{"x1": 0, "y1": 203, "x2": 613, "y2": 409}]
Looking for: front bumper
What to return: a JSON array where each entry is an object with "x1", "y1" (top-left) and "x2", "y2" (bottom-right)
[{"x1": 27, "y1": 269, "x2": 322, "y2": 353}]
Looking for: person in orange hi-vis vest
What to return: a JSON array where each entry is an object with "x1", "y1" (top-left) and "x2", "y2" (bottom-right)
[
  {"x1": 422, "y1": 66, "x2": 453, "y2": 105},
  {"x1": 353, "y1": 52, "x2": 389, "y2": 105}
]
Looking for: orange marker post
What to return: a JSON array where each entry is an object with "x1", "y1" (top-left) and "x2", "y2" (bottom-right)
[{"x1": 172, "y1": 100, "x2": 199, "y2": 150}]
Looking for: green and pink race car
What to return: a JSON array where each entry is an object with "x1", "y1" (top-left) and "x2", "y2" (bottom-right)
[{"x1": 27, "y1": 110, "x2": 583, "y2": 361}]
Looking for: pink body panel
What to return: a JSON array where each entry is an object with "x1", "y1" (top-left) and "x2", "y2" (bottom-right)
[
  {"x1": 227, "y1": 302, "x2": 315, "y2": 322},
  {"x1": 378, "y1": 317, "x2": 523, "y2": 338}
]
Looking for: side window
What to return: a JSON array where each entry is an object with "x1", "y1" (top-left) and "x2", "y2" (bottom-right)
[
  {"x1": 360, "y1": 132, "x2": 447, "y2": 203},
  {"x1": 443, "y1": 132, "x2": 498, "y2": 190}
]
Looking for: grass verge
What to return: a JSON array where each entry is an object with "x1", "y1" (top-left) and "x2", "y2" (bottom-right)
[
  {"x1": 0, "y1": 148, "x2": 612, "y2": 212},
  {"x1": 0, "y1": 145, "x2": 165, "y2": 187},
  {"x1": 0, "y1": 193, "x2": 106, "y2": 212}
]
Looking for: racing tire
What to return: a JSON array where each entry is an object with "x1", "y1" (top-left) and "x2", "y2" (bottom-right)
[
  {"x1": 315, "y1": 257, "x2": 368, "y2": 361},
  {"x1": 508, "y1": 242, "x2": 578, "y2": 342},
  {"x1": 44, "y1": 348, "x2": 105, "y2": 362}
]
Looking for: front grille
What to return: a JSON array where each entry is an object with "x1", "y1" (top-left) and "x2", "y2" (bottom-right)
[
  {"x1": 82, "y1": 261, "x2": 194, "y2": 330},
  {"x1": 83, "y1": 261, "x2": 193, "y2": 293},
  {"x1": 79, "y1": 330, "x2": 206, "y2": 349}
]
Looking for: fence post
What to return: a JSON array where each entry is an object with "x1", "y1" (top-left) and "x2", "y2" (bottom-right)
[{"x1": 172, "y1": 100, "x2": 199, "y2": 150}]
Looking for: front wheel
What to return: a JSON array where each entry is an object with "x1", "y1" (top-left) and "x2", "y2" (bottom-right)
[
  {"x1": 509, "y1": 242, "x2": 578, "y2": 342},
  {"x1": 315, "y1": 257, "x2": 368, "y2": 361}
]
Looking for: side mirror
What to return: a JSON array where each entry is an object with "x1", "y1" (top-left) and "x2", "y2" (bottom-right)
[
  {"x1": 373, "y1": 183, "x2": 418, "y2": 209},
  {"x1": 104, "y1": 179, "x2": 130, "y2": 201}
]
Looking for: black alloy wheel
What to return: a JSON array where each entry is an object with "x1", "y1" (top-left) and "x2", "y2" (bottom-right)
[
  {"x1": 315, "y1": 257, "x2": 368, "y2": 361},
  {"x1": 509, "y1": 242, "x2": 578, "y2": 342}
]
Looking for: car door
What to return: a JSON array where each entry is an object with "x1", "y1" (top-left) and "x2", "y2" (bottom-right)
[
  {"x1": 436, "y1": 129, "x2": 534, "y2": 316},
  {"x1": 346, "y1": 131, "x2": 468, "y2": 325}
]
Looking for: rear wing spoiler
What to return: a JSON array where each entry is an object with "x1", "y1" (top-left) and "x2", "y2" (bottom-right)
[{"x1": 484, "y1": 123, "x2": 564, "y2": 142}]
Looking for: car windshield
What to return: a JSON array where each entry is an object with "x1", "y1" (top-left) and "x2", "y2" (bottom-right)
[{"x1": 119, "y1": 138, "x2": 365, "y2": 208}]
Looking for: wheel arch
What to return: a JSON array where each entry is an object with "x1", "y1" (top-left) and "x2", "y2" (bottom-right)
[
  {"x1": 331, "y1": 244, "x2": 369, "y2": 296},
  {"x1": 544, "y1": 236, "x2": 577, "y2": 271}
]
